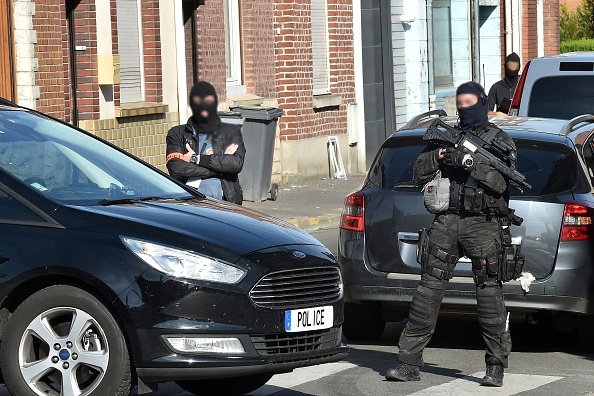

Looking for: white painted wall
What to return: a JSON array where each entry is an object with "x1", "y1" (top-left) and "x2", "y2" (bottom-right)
[{"x1": 480, "y1": 5, "x2": 502, "y2": 93}]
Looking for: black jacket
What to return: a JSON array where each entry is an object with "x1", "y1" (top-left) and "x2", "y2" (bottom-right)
[
  {"x1": 166, "y1": 119, "x2": 245, "y2": 205},
  {"x1": 414, "y1": 123, "x2": 516, "y2": 215}
]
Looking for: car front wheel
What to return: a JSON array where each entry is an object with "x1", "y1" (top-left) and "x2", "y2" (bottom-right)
[
  {"x1": 0, "y1": 285, "x2": 131, "y2": 396},
  {"x1": 176, "y1": 373, "x2": 274, "y2": 396}
]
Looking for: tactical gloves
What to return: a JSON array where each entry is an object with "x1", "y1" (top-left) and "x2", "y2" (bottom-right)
[{"x1": 443, "y1": 147, "x2": 475, "y2": 169}]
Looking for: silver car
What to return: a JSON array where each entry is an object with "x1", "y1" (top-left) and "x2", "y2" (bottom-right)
[{"x1": 338, "y1": 111, "x2": 594, "y2": 351}]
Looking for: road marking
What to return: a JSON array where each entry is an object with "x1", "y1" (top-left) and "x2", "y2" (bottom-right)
[
  {"x1": 408, "y1": 372, "x2": 563, "y2": 396},
  {"x1": 248, "y1": 362, "x2": 358, "y2": 395}
]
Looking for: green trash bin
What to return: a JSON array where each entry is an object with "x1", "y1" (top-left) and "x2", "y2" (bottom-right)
[{"x1": 231, "y1": 106, "x2": 283, "y2": 202}]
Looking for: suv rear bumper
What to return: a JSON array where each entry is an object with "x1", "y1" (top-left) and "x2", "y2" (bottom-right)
[{"x1": 339, "y1": 230, "x2": 594, "y2": 316}]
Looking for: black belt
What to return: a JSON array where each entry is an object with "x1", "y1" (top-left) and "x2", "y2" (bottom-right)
[
  {"x1": 426, "y1": 265, "x2": 454, "y2": 280},
  {"x1": 427, "y1": 244, "x2": 458, "y2": 264}
]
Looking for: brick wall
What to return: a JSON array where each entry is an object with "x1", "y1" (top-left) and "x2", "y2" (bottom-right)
[
  {"x1": 195, "y1": 0, "x2": 227, "y2": 100},
  {"x1": 141, "y1": 0, "x2": 163, "y2": 103},
  {"x1": 563, "y1": 0, "x2": 582, "y2": 12},
  {"x1": 543, "y1": 0, "x2": 560, "y2": 56},
  {"x1": 273, "y1": 0, "x2": 355, "y2": 142},
  {"x1": 32, "y1": 1, "x2": 69, "y2": 120},
  {"x1": 522, "y1": 0, "x2": 538, "y2": 64},
  {"x1": 242, "y1": 0, "x2": 276, "y2": 98},
  {"x1": 70, "y1": 0, "x2": 99, "y2": 121}
]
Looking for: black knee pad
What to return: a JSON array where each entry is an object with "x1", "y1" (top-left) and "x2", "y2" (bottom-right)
[
  {"x1": 408, "y1": 283, "x2": 445, "y2": 330},
  {"x1": 476, "y1": 285, "x2": 506, "y2": 332}
]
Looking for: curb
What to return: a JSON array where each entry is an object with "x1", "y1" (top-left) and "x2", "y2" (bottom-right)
[{"x1": 285, "y1": 212, "x2": 342, "y2": 231}]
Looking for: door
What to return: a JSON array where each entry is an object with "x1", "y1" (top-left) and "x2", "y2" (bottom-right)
[
  {"x1": 361, "y1": 0, "x2": 395, "y2": 168},
  {"x1": 0, "y1": 0, "x2": 15, "y2": 101}
]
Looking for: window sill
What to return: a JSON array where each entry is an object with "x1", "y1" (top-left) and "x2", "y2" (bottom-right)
[
  {"x1": 226, "y1": 93, "x2": 264, "y2": 107},
  {"x1": 313, "y1": 94, "x2": 342, "y2": 109},
  {"x1": 115, "y1": 102, "x2": 169, "y2": 118}
]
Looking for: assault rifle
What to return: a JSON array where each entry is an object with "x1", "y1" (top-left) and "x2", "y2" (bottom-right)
[{"x1": 424, "y1": 119, "x2": 532, "y2": 192}]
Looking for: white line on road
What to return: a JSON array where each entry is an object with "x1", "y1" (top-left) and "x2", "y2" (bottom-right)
[
  {"x1": 407, "y1": 372, "x2": 563, "y2": 396},
  {"x1": 247, "y1": 362, "x2": 358, "y2": 396}
]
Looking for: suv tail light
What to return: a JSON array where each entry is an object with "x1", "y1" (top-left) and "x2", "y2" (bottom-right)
[
  {"x1": 561, "y1": 203, "x2": 593, "y2": 241},
  {"x1": 508, "y1": 60, "x2": 530, "y2": 116},
  {"x1": 341, "y1": 191, "x2": 364, "y2": 232}
]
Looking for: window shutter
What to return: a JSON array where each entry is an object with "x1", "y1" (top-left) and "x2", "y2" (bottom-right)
[
  {"x1": 116, "y1": 0, "x2": 143, "y2": 103},
  {"x1": 311, "y1": 0, "x2": 330, "y2": 95}
]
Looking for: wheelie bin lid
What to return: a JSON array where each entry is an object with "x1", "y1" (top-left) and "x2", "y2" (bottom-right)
[{"x1": 230, "y1": 106, "x2": 283, "y2": 121}]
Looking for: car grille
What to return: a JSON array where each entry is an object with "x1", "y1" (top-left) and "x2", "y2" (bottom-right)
[
  {"x1": 251, "y1": 327, "x2": 342, "y2": 356},
  {"x1": 249, "y1": 267, "x2": 342, "y2": 309}
]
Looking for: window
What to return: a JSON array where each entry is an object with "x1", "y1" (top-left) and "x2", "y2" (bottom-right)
[
  {"x1": 224, "y1": 0, "x2": 243, "y2": 90},
  {"x1": 368, "y1": 137, "x2": 425, "y2": 190},
  {"x1": 527, "y1": 76, "x2": 594, "y2": 120},
  {"x1": 0, "y1": 110, "x2": 191, "y2": 206},
  {"x1": 116, "y1": 0, "x2": 144, "y2": 103},
  {"x1": 0, "y1": 188, "x2": 45, "y2": 223},
  {"x1": 311, "y1": 0, "x2": 330, "y2": 95},
  {"x1": 432, "y1": 0, "x2": 453, "y2": 86}
]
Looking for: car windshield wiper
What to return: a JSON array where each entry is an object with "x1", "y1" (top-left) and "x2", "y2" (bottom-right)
[
  {"x1": 98, "y1": 198, "x2": 140, "y2": 206},
  {"x1": 393, "y1": 182, "x2": 417, "y2": 189}
]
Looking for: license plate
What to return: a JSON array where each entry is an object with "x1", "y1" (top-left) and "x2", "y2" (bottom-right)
[{"x1": 284, "y1": 306, "x2": 333, "y2": 333}]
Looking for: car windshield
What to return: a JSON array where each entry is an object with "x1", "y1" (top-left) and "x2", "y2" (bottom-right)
[
  {"x1": 369, "y1": 135, "x2": 578, "y2": 198},
  {"x1": 0, "y1": 110, "x2": 193, "y2": 205},
  {"x1": 528, "y1": 76, "x2": 594, "y2": 119}
]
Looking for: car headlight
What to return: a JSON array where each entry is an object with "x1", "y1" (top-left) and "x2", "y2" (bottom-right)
[{"x1": 121, "y1": 237, "x2": 246, "y2": 284}]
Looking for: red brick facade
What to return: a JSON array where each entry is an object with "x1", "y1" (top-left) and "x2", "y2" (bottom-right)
[
  {"x1": 32, "y1": 1, "x2": 71, "y2": 121},
  {"x1": 543, "y1": 0, "x2": 560, "y2": 56},
  {"x1": 522, "y1": 0, "x2": 539, "y2": 63},
  {"x1": 272, "y1": 0, "x2": 355, "y2": 141},
  {"x1": 195, "y1": 0, "x2": 227, "y2": 100},
  {"x1": 141, "y1": 0, "x2": 163, "y2": 103}
]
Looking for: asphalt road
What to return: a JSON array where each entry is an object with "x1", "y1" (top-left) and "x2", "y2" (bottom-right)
[{"x1": 1, "y1": 226, "x2": 592, "y2": 395}]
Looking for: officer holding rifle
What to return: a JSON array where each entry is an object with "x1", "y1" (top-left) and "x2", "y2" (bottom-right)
[{"x1": 385, "y1": 81, "x2": 525, "y2": 387}]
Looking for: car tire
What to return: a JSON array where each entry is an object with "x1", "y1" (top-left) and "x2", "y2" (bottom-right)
[
  {"x1": 576, "y1": 314, "x2": 594, "y2": 352},
  {"x1": 0, "y1": 285, "x2": 131, "y2": 396},
  {"x1": 342, "y1": 302, "x2": 386, "y2": 341},
  {"x1": 176, "y1": 373, "x2": 274, "y2": 395}
]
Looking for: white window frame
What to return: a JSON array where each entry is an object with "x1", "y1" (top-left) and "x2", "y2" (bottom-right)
[
  {"x1": 311, "y1": 0, "x2": 331, "y2": 96},
  {"x1": 225, "y1": 0, "x2": 243, "y2": 90}
]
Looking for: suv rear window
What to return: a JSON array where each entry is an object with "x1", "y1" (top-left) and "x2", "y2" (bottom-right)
[
  {"x1": 369, "y1": 136, "x2": 578, "y2": 197},
  {"x1": 528, "y1": 76, "x2": 594, "y2": 119}
]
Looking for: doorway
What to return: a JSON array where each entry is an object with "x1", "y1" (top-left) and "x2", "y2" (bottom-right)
[{"x1": 361, "y1": 0, "x2": 396, "y2": 168}]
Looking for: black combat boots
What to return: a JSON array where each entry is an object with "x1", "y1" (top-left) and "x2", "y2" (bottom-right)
[
  {"x1": 385, "y1": 358, "x2": 421, "y2": 382},
  {"x1": 481, "y1": 362, "x2": 504, "y2": 387}
]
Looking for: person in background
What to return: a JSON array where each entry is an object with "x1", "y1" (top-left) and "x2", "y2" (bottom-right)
[
  {"x1": 166, "y1": 81, "x2": 245, "y2": 204},
  {"x1": 488, "y1": 52, "x2": 521, "y2": 116}
]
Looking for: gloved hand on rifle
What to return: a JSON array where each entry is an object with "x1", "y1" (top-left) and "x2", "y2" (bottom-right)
[{"x1": 442, "y1": 146, "x2": 475, "y2": 169}]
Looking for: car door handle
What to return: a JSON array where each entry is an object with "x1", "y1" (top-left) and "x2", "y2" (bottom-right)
[{"x1": 398, "y1": 232, "x2": 419, "y2": 241}]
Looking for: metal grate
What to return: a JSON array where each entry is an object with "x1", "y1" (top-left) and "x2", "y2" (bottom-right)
[
  {"x1": 249, "y1": 267, "x2": 342, "y2": 310},
  {"x1": 251, "y1": 327, "x2": 341, "y2": 356}
]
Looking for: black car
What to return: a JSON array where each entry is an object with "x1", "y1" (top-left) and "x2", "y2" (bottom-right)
[
  {"x1": 338, "y1": 111, "x2": 594, "y2": 351},
  {"x1": 0, "y1": 99, "x2": 347, "y2": 396}
]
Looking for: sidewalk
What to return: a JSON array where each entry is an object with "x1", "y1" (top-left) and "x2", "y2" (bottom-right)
[{"x1": 242, "y1": 176, "x2": 366, "y2": 231}]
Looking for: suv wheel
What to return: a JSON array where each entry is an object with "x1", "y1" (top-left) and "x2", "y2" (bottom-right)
[
  {"x1": 342, "y1": 302, "x2": 386, "y2": 341},
  {"x1": 176, "y1": 373, "x2": 273, "y2": 395},
  {"x1": 576, "y1": 314, "x2": 594, "y2": 352},
  {"x1": 0, "y1": 285, "x2": 131, "y2": 396}
]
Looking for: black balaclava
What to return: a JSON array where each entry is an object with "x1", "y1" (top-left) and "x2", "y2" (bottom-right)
[
  {"x1": 456, "y1": 81, "x2": 489, "y2": 130},
  {"x1": 504, "y1": 52, "x2": 521, "y2": 81},
  {"x1": 189, "y1": 81, "x2": 220, "y2": 134}
]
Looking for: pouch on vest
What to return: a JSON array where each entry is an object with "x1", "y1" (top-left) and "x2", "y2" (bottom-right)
[{"x1": 423, "y1": 171, "x2": 450, "y2": 214}]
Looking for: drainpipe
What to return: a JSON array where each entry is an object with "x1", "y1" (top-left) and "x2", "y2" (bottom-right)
[
  {"x1": 427, "y1": 0, "x2": 434, "y2": 97},
  {"x1": 505, "y1": 0, "x2": 512, "y2": 58},
  {"x1": 471, "y1": 0, "x2": 481, "y2": 83}
]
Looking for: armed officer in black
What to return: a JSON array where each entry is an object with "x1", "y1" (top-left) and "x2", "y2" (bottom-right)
[{"x1": 385, "y1": 82, "x2": 516, "y2": 387}]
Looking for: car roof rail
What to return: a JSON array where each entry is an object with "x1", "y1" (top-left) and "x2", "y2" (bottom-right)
[
  {"x1": 561, "y1": 114, "x2": 594, "y2": 136},
  {"x1": 402, "y1": 109, "x2": 447, "y2": 130}
]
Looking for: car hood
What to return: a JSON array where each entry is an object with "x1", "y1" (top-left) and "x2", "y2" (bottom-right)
[{"x1": 51, "y1": 198, "x2": 322, "y2": 258}]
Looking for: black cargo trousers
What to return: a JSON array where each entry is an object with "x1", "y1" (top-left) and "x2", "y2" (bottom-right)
[{"x1": 398, "y1": 212, "x2": 511, "y2": 368}]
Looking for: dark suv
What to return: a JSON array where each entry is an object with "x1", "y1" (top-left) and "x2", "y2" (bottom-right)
[{"x1": 338, "y1": 110, "x2": 594, "y2": 351}]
